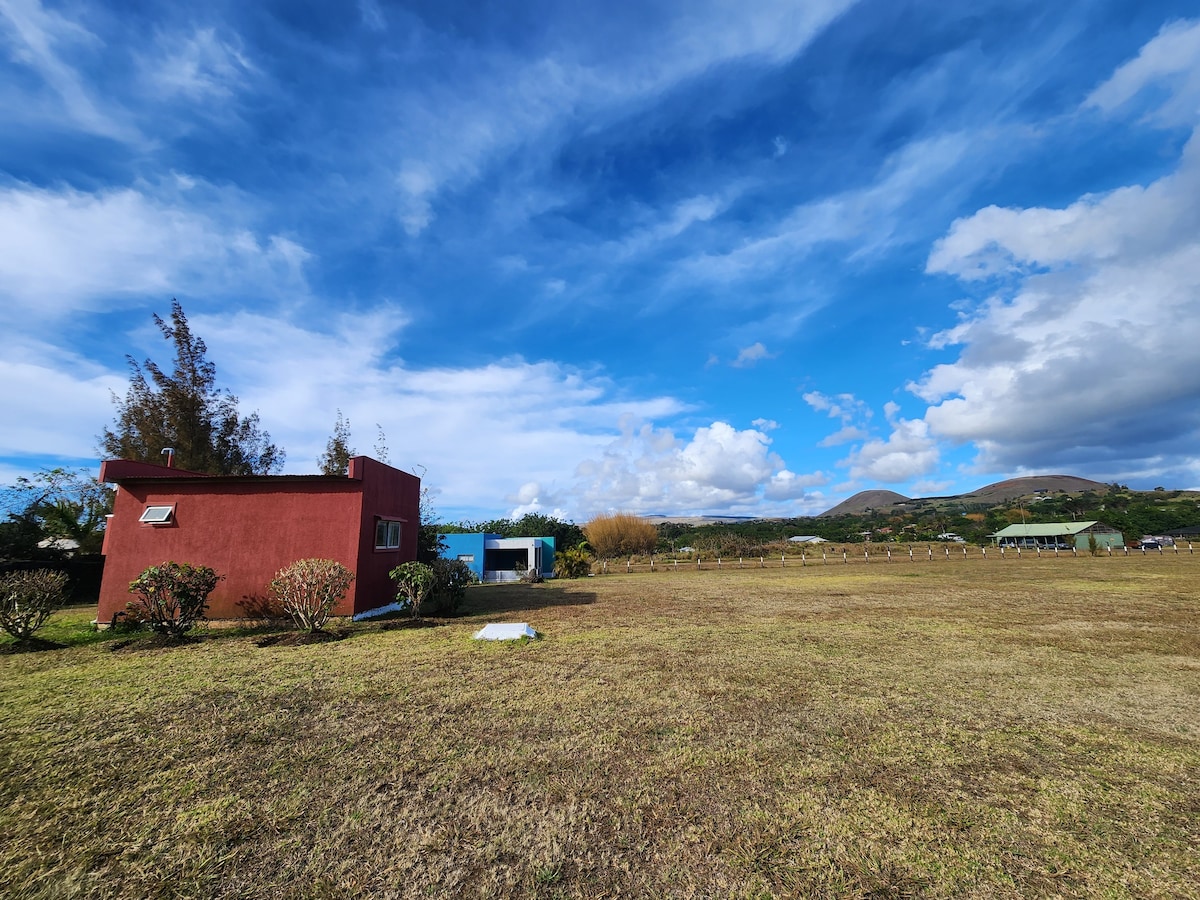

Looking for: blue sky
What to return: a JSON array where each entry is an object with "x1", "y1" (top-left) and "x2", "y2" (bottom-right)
[{"x1": 2, "y1": 0, "x2": 1199, "y2": 522}]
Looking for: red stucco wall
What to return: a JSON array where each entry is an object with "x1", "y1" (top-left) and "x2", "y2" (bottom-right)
[{"x1": 97, "y1": 457, "x2": 419, "y2": 623}]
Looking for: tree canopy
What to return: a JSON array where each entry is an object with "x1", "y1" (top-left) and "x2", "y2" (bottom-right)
[
  {"x1": 317, "y1": 410, "x2": 355, "y2": 476},
  {"x1": 101, "y1": 300, "x2": 284, "y2": 475}
]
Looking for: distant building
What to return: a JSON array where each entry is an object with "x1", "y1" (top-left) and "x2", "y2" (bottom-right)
[
  {"x1": 787, "y1": 535, "x2": 828, "y2": 544},
  {"x1": 989, "y1": 521, "x2": 1123, "y2": 550},
  {"x1": 439, "y1": 533, "x2": 555, "y2": 583}
]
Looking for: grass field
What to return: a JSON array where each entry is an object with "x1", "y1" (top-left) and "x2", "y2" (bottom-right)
[{"x1": 2, "y1": 556, "x2": 1198, "y2": 898}]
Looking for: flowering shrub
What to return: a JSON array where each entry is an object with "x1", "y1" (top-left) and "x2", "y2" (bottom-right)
[
  {"x1": 0, "y1": 569, "x2": 69, "y2": 641},
  {"x1": 269, "y1": 558, "x2": 354, "y2": 632},
  {"x1": 128, "y1": 562, "x2": 220, "y2": 639},
  {"x1": 389, "y1": 561, "x2": 434, "y2": 619}
]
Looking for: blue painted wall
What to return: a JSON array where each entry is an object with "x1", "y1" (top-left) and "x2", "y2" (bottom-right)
[
  {"x1": 440, "y1": 533, "x2": 493, "y2": 580},
  {"x1": 438, "y1": 533, "x2": 556, "y2": 580}
]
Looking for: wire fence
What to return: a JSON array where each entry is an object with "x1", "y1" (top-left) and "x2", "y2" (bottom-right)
[{"x1": 588, "y1": 541, "x2": 1197, "y2": 575}]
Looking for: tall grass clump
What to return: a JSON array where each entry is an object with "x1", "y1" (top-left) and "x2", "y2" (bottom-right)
[{"x1": 582, "y1": 512, "x2": 658, "y2": 560}]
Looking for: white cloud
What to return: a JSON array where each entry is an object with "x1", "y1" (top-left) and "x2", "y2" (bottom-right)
[
  {"x1": 0, "y1": 339, "x2": 126, "y2": 459},
  {"x1": 170, "y1": 311, "x2": 694, "y2": 518},
  {"x1": 386, "y1": 0, "x2": 855, "y2": 234},
  {"x1": 358, "y1": 0, "x2": 386, "y2": 33},
  {"x1": 0, "y1": 0, "x2": 136, "y2": 140},
  {"x1": 842, "y1": 414, "x2": 939, "y2": 484},
  {"x1": 681, "y1": 133, "x2": 970, "y2": 282},
  {"x1": 145, "y1": 27, "x2": 257, "y2": 100},
  {"x1": 732, "y1": 342, "x2": 770, "y2": 367},
  {"x1": 570, "y1": 419, "x2": 819, "y2": 515},
  {"x1": 1085, "y1": 19, "x2": 1200, "y2": 123},
  {"x1": 913, "y1": 30, "x2": 1200, "y2": 483},
  {"x1": 0, "y1": 182, "x2": 311, "y2": 321}
]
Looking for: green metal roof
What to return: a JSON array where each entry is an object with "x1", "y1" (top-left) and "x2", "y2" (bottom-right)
[{"x1": 990, "y1": 521, "x2": 1098, "y2": 538}]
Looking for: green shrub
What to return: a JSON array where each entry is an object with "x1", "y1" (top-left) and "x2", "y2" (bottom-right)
[
  {"x1": 389, "y1": 561, "x2": 434, "y2": 619},
  {"x1": 0, "y1": 569, "x2": 69, "y2": 641},
  {"x1": 427, "y1": 558, "x2": 476, "y2": 615},
  {"x1": 269, "y1": 558, "x2": 354, "y2": 632},
  {"x1": 554, "y1": 542, "x2": 592, "y2": 578},
  {"x1": 128, "y1": 562, "x2": 220, "y2": 639}
]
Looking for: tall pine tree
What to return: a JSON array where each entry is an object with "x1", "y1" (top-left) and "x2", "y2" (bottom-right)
[{"x1": 101, "y1": 300, "x2": 284, "y2": 475}]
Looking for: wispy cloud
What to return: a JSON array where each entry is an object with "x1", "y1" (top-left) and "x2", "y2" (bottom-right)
[{"x1": 0, "y1": 0, "x2": 136, "y2": 140}]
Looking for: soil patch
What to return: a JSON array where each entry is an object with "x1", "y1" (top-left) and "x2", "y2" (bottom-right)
[
  {"x1": 379, "y1": 618, "x2": 445, "y2": 631},
  {"x1": 0, "y1": 637, "x2": 66, "y2": 654},
  {"x1": 254, "y1": 629, "x2": 349, "y2": 648}
]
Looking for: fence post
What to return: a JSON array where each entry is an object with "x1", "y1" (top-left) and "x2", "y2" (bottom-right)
[
  {"x1": 739, "y1": 557, "x2": 743, "y2": 568},
  {"x1": 718, "y1": 557, "x2": 722, "y2": 569},
  {"x1": 886, "y1": 547, "x2": 891, "y2": 562},
  {"x1": 823, "y1": 550, "x2": 827, "y2": 565},
  {"x1": 801, "y1": 551, "x2": 806, "y2": 567},
  {"x1": 760, "y1": 556, "x2": 764, "y2": 568},
  {"x1": 781, "y1": 554, "x2": 786, "y2": 567},
  {"x1": 864, "y1": 548, "x2": 869, "y2": 563},
  {"x1": 843, "y1": 549, "x2": 847, "y2": 564},
  {"x1": 982, "y1": 546, "x2": 987, "y2": 558},
  {"x1": 928, "y1": 546, "x2": 932, "y2": 561},
  {"x1": 963, "y1": 546, "x2": 968, "y2": 558},
  {"x1": 627, "y1": 558, "x2": 631, "y2": 573},
  {"x1": 674, "y1": 559, "x2": 678, "y2": 571},
  {"x1": 946, "y1": 546, "x2": 950, "y2": 559}
]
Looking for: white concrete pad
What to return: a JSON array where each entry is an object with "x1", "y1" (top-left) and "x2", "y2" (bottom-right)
[{"x1": 473, "y1": 622, "x2": 538, "y2": 641}]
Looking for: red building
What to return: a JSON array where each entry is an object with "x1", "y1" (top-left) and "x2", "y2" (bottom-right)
[{"x1": 97, "y1": 455, "x2": 419, "y2": 623}]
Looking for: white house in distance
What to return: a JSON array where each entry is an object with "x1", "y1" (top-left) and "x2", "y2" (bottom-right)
[{"x1": 788, "y1": 535, "x2": 828, "y2": 544}]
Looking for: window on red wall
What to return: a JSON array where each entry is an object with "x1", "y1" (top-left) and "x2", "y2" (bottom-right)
[{"x1": 375, "y1": 520, "x2": 402, "y2": 550}]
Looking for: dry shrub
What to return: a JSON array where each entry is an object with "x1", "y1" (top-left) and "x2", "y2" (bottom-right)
[
  {"x1": 583, "y1": 512, "x2": 658, "y2": 559},
  {"x1": 269, "y1": 558, "x2": 354, "y2": 633},
  {"x1": 0, "y1": 569, "x2": 69, "y2": 641}
]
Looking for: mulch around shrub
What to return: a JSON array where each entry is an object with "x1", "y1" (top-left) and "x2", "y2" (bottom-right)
[{"x1": 254, "y1": 629, "x2": 350, "y2": 648}]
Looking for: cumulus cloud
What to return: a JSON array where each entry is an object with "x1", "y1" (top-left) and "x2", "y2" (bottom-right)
[
  {"x1": 840, "y1": 404, "x2": 939, "y2": 483},
  {"x1": 570, "y1": 419, "x2": 822, "y2": 516},
  {"x1": 913, "y1": 27, "x2": 1200, "y2": 485},
  {"x1": 804, "y1": 390, "x2": 873, "y2": 446}
]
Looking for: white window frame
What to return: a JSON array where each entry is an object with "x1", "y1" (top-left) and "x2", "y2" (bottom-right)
[
  {"x1": 375, "y1": 520, "x2": 402, "y2": 550},
  {"x1": 139, "y1": 505, "x2": 175, "y2": 525}
]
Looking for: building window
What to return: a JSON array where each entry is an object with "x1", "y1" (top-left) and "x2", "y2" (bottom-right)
[
  {"x1": 375, "y1": 520, "x2": 402, "y2": 550},
  {"x1": 139, "y1": 505, "x2": 174, "y2": 525},
  {"x1": 457, "y1": 554, "x2": 475, "y2": 563}
]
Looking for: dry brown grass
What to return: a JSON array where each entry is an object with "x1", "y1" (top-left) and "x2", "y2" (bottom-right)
[{"x1": 1, "y1": 555, "x2": 1197, "y2": 898}]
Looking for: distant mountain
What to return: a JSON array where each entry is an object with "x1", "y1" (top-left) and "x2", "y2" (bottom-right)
[
  {"x1": 960, "y1": 475, "x2": 1109, "y2": 504},
  {"x1": 819, "y1": 490, "x2": 911, "y2": 518},
  {"x1": 818, "y1": 475, "x2": 1110, "y2": 517}
]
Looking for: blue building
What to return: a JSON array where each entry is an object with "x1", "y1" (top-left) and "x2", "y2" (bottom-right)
[{"x1": 440, "y1": 533, "x2": 556, "y2": 582}]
